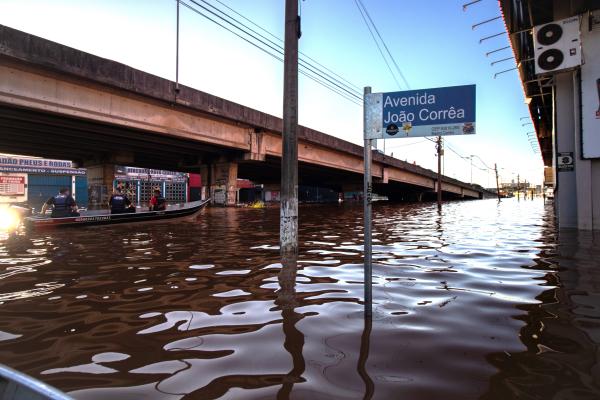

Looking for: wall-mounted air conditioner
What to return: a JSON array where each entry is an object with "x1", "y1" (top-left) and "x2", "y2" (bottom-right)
[{"x1": 533, "y1": 16, "x2": 581, "y2": 75}]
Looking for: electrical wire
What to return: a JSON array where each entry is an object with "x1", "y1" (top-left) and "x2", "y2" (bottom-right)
[
  {"x1": 353, "y1": 0, "x2": 402, "y2": 89},
  {"x1": 211, "y1": 0, "x2": 362, "y2": 92},
  {"x1": 470, "y1": 154, "x2": 494, "y2": 171},
  {"x1": 385, "y1": 139, "x2": 429, "y2": 149},
  {"x1": 356, "y1": 0, "x2": 410, "y2": 89},
  {"x1": 179, "y1": 0, "x2": 362, "y2": 105},
  {"x1": 182, "y1": 1, "x2": 515, "y2": 184}
]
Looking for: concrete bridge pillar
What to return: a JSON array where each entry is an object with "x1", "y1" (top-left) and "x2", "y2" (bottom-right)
[
  {"x1": 84, "y1": 152, "x2": 134, "y2": 207},
  {"x1": 86, "y1": 164, "x2": 116, "y2": 207},
  {"x1": 208, "y1": 158, "x2": 238, "y2": 206}
]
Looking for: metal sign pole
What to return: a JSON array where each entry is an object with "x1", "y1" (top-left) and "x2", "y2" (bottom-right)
[
  {"x1": 436, "y1": 136, "x2": 443, "y2": 208},
  {"x1": 362, "y1": 83, "x2": 476, "y2": 316},
  {"x1": 363, "y1": 86, "x2": 373, "y2": 318}
]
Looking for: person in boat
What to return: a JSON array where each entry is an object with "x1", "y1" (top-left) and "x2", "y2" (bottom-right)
[
  {"x1": 41, "y1": 188, "x2": 80, "y2": 218},
  {"x1": 109, "y1": 188, "x2": 135, "y2": 214},
  {"x1": 149, "y1": 188, "x2": 166, "y2": 211}
]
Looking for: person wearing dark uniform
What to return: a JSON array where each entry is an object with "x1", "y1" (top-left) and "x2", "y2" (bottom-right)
[
  {"x1": 149, "y1": 189, "x2": 166, "y2": 211},
  {"x1": 109, "y1": 189, "x2": 134, "y2": 214},
  {"x1": 41, "y1": 188, "x2": 79, "y2": 218}
]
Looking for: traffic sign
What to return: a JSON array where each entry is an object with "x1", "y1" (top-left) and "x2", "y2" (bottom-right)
[{"x1": 365, "y1": 84, "x2": 476, "y2": 139}]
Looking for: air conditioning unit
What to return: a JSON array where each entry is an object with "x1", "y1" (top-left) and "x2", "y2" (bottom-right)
[{"x1": 533, "y1": 16, "x2": 581, "y2": 75}]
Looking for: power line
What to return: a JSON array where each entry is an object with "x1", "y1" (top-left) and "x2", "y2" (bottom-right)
[
  {"x1": 470, "y1": 154, "x2": 494, "y2": 171},
  {"x1": 353, "y1": 0, "x2": 402, "y2": 89},
  {"x1": 190, "y1": 0, "x2": 361, "y2": 101},
  {"x1": 178, "y1": 0, "x2": 362, "y2": 105},
  {"x1": 211, "y1": 0, "x2": 362, "y2": 92},
  {"x1": 356, "y1": 0, "x2": 410, "y2": 89},
  {"x1": 190, "y1": 0, "x2": 360, "y2": 98},
  {"x1": 385, "y1": 139, "x2": 429, "y2": 149}
]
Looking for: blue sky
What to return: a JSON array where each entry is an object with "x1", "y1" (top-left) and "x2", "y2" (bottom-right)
[{"x1": 0, "y1": 0, "x2": 543, "y2": 185}]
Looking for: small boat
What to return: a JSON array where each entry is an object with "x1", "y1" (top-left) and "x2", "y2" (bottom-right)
[
  {"x1": 24, "y1": 199, "x2": 210, "y2": 229},
  {"x1": 0, "y1": 363, "x2": 73, "y2": 400}
]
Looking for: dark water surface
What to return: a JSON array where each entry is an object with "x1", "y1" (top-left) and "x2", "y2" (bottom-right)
[{"x1": 0, "y1": 199, "x2": 599, "y2": 399}]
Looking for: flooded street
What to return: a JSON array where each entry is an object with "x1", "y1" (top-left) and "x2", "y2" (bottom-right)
[{"x1": 0, "y1": 199, "x2": 598, "y2": 399}]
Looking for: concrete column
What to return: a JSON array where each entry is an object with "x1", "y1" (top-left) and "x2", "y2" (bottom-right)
[
  {"x1": 554, "y1": 73, "x2": 578, "y2": 228},
  {"x1": 210, "y1": 159, "x2": 238, "y2": 206},
  {"x1": 553, "y1": 0, "x2": 598, "y2": 230},
  {"x1": 86, "y1": 164, "x2": 115, "y2": 207},
  {"x1": 200, "y1": 164, "x2": 209, "y2": 201},
  {"x1": 573, "y1": 73, "x2": 594, "y2": 230}
]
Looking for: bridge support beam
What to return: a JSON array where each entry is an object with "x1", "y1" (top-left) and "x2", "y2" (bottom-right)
[
  {"x1": 207, "y1": 158, "x2": 238, "y2": 206},
  {"x1": 243, "y1": 129, "x2": 266, "y2": 162}
]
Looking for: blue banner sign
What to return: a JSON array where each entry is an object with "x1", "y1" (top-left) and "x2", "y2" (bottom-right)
[{"x1": 365, "y1": 84, "x2": 476, "y2": 138}]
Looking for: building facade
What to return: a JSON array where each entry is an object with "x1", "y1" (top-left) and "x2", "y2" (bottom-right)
[{"x1": 500, "y1": 0, "x2": 600, "y2": 230}]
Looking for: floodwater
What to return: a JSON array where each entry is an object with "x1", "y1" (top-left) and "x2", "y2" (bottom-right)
[{"x1": 0, "y1": 199, "x2": 598, "y2": 399}]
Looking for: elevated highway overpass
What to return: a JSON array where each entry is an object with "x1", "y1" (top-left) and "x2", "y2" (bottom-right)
[{"x1": 0, "y1": 25, "x2": 487, "y2": 205}]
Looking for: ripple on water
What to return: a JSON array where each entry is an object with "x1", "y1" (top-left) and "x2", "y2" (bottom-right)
[{"x1": 0, "y1": 200, "x2": 598, "y2": 399}]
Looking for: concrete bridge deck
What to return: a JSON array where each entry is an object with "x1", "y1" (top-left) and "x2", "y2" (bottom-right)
[{"x1": 0, "y1": 25, "x2": 488, "y2": 204}]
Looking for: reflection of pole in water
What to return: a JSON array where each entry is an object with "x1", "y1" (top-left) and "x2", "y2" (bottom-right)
[
  {"x1": 276, "y1": 255, "x2": 305, "y2": 399},
  {"x1": 357, "y1": 313, "x2": 374, "y2": 400}
]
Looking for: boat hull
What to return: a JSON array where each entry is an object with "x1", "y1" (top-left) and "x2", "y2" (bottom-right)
[{"x1": 24, "y1": 199, "x2": 210, "y2": 229}]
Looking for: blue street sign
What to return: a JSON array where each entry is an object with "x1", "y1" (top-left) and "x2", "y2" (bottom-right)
[{"x1": 365, "y1": 84, "x2": 476, "y2": 138}]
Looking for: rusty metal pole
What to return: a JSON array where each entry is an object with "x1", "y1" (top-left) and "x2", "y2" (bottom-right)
[
  {"x1": 495, "y1": 163, "x2": 501, "y2": 201},
  {"x1": 280, "y1": 0, "x2": 300, "y2": 256},
  {"x1": 437, "y1": 136, "x2": 443, "y2": 208}
]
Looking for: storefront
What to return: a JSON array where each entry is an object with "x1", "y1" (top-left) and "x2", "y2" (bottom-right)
[
  {"x1": 87, "y1": 165, "x2": 201, "y2": 208},
  {"x1": 0, "y1": 155, "x2": 87, "y2": 210}
]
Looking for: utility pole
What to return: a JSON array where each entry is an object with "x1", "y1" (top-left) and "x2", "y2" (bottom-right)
[
  {"x1": 280, "y1": 0, "x2": 300, "y2": 256},
  {"x1": 175, "y1": 0, "x2": 180, "y2": 92},
  {"x1": 469, "y1": 155, "x2": 474, "y2": 184},
  {"x1": 436, "y1": 136, "x2": 443, "y2": 208},
  {"x1": 494, "y1": 163, "x2": 501, "y2": 201},
  {"x1": 363, "y1": 86, "x2": 373, "y2": 318},
  {"x1": 517, "y1": 174, "x2": 520, "y2": 201}
]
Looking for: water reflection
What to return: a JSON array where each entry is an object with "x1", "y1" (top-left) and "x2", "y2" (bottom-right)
[
  {"x1": 483, "y1": 228, "x2": 600, "y2": 399},
  {"x1": 357, "y1": 314, "x2": 374, "y2": 400},
  {"x1": 276, "y1": 256, "x2": 305, "y2": 399},
  {"x1": 0, "y1": 200, "x2": 598, "y2": 399}
]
